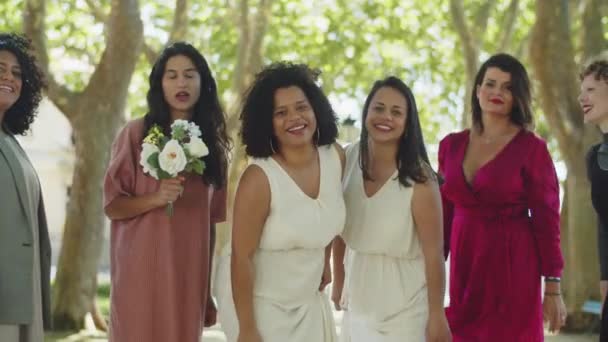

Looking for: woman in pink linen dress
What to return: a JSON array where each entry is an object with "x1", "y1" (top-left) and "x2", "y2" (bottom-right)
[
  {"x1": 103, "y1": 42, "x2": 230, "y2": 342},
  {"x1": 439, "y1": 53, "x2": 567, "y2": 341}
]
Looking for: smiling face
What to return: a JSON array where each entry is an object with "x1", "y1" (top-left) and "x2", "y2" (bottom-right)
[
  {"x1": 162, "y1": 54, "x2": 201, "y2": 119},
  {"x1": 579, "y1": 74, "x2": 608, "y2": 127},
  {"x1": 272, "y1": 86, "x2": 317, "y2": 151},
  {"x1": 0, "y1": 50, "x2": 22, "y2": 116},
  {"x1": 476, "y1": 67, "x2": 514, "y2": 118},
  {"x1": 364, "y1": 86, "x2": 408, "y2": 144}
]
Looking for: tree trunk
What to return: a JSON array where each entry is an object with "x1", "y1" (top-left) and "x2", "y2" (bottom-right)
[
  {"x1": 529, "y1": 0, "x2": 601, "y2": 330},
  {"x1": 449, "y1": 0, "x2": 478, "y2": 129},
  {"x1": 24, "y1": 0, "x2": 143, "y2": 330},
  {"x1": 449, "y1": 0, "x2": 518, "y2": 129},
  {"x1": 581, "y1": 0, "x2": 607, "y2": 59},
  {"x1": 216, "y1": 0, "x2": 273, "y2": 255},
  {"x1": 561, "y1": 157, "x2": 599, "y2": 329},
  {"x1": 144, "y1": 0, "x2": 190, "y2": 65},
  {"x1": 51, "y1": 111, "x2": 125, "y2": 330}
]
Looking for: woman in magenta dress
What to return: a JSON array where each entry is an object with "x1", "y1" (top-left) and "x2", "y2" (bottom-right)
[
  {"x1": 103, "y1": 42, "x2": 230, "y2": 342},
  {"x1": 438, "y1": 53, "x2": 567, "y2": 341}
]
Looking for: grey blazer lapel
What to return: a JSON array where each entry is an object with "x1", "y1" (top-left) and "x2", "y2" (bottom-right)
[{"x1": 0, "y1": 134, "x2": 33, "y2": 233}]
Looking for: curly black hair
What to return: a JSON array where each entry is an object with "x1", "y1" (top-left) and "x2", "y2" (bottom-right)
[
  {"x1": 0, "y1": 33, "x2": 45, "y2": 135},
  {"x1": 471, "y1": 53, "x2": 533, "y2": 132},
  {"x1": 143, "y1": 41, "x2": 230, "y2": 187},
  {"x1": 239, "y1": 61, "x2": 339, "y2": 158},
  {"x1": 359, "y1": 76, "x2": 437, "y2": 187}
]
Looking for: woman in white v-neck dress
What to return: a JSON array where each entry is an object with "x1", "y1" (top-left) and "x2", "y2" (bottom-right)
[
  {"x1": 226, "y1": 62, "x2": 345, "y2": 342},
  {"x1": 332, "y1": 77, "x2": 451, "y2": 342}
]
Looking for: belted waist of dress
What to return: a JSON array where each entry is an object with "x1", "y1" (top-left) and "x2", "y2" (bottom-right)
[{"x1": 454, "y1": 205, "x2": 529, "y2": 221}]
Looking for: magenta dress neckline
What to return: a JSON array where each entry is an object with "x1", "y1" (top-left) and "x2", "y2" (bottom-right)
[{"x1": 460, "y1": 128, "x2": 524, "y2": 189}]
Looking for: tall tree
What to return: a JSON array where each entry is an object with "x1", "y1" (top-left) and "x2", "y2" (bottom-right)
[
  {"x1": 216, "y1": 0, "x2": 274, "y2": 254},
  {"x1": 529, "y1": 0, "x2": 605, "y2": 329},
  {"x1": 23, "y1": 0, "x2": 144, "y2": 330},
  {"x1": 449, "y1": 0, "x2": 521, "y2": 128}
]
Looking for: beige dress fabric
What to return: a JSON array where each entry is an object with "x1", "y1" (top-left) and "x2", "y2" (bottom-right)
[
  {"x1": 217, "y1": 145, "x2": 345, "y2": 342},
  {"x1": 340, "y1": 142, "x2": 428, "y2": 342},
  {"x1": 0, "y1": 130, "x2": 44, "y2": 342}
]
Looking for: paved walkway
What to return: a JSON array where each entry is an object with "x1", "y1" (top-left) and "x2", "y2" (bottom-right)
[{"x1": 46, "y1": 310, "x2": 598, "y2": 342}]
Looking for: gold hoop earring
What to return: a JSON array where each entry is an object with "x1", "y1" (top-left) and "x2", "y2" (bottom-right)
[{"x1": 269, "y1": 138, "x2": 277, "y2": 154}]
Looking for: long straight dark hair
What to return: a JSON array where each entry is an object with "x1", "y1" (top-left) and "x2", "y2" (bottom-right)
[
  {"x1": 143, "y1": 42, "x2": 230, "y2": 187},
  {"x1": 359, "y1": 76, "x2": 437, "y2": 187}
]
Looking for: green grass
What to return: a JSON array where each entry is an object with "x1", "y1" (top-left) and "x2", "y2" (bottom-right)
[
  {"x1": 96, "y1": 282, "x2": 110, "y2": 318},
  {"x1": 44, "y1": 283, "x2": 111, "y2": 341}
]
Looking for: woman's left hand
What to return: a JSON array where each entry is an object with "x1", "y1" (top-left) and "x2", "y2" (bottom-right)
[
  {"x1": 426, "y1": 311, "x2": 452, "y2": 342},
  {"x1": 543, "y1": 293, "x2": 567, "y2": 333},
  {"x1": 319, "y1": 262, "x2": 332, "y2": 291},
  {"x1": 204, "y1": 298, "x2": 218, "y2": 327}
]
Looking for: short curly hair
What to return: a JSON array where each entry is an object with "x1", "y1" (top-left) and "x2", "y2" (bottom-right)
[
  {"x1": 580, "y1": 58, "x2": 608, "y2": 83},
  {"x1": 0, "y1": 33, "x2": 45, "y2": 135},
  {"x1": 239, "y1": 62, "x2": 338, "y2": 158}
]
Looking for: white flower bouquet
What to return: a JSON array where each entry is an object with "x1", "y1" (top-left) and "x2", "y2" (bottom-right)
[{"x1": 139, "y1": 119, "x2": 209, "y2": 215}]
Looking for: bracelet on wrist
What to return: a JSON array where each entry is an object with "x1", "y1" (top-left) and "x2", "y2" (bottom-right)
[
  {"x1": 545, "y1": 276, "x2": 561, "y2": 283},
  {"x1": 544, "y1": 292, "x2": 561, "y2": 296}
]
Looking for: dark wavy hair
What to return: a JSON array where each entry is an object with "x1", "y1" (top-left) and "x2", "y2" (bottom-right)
[
  {"x1": 472, "y1": 53, "x2": 533, "y2": 132},
  {"x1": 143, "y1": 42, "x2": 230, "y2": 187},
  {"x1": 580, "y1": 58, "x2": 608, "y2": 83},
  {"x1": 239, "y1": 62, "x2": 338, "y2": 158},
  {"x1": 360, "y1": 76, "x2": 437, "y2": 187},
  {"x1": 0, "y1": 33, "x2": 45, "y2": 135}
]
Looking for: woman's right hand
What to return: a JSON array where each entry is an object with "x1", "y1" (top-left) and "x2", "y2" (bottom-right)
[
  {"x1": 237, "y1": 328, "x2": 263, "y2": 342},
  {"x1": 154, "y1": 177, "x2": 184, "y2": 206}
]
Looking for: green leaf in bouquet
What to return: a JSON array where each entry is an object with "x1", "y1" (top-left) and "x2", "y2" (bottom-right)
[
  {"x1": 184, "y1": 163, "x2": 194, "y2": 173},
  {"x1": 157, "y1": 168, "x2": 172, "y2": 180},
  {"x1": 183, "y1": 148, "x2": 192, "y2": 160},
  {"x1": 192, "y1": 159, "x2": 204, "y2": 175},
  {"x1": 160, "y1": 136, "x2": 171, "y2": 149},
  {"x1": 144, "y1": 125, "x2": 164, "y2": 145},
  {"x1": 171, "y1": 126, "x2": 187, "y2": 141},
  {"x1": 147, "y1": 152, "x2": 160, "y2": 169}
]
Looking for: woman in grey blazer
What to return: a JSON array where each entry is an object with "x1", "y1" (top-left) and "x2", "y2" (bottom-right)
[{"x1": 0, "y1": 33, "x2": 51, "y2": 342}]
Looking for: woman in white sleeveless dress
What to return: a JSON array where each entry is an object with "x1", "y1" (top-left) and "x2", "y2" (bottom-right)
[
  {"x1": 228, "y1": 62, "x2": 345, "y2": 342},
  {"x1": 332, "y1": 77, "x2": 451, "y2": 342}
]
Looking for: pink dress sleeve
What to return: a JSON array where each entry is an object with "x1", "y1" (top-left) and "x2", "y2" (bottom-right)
[
  {"x1": 523, "y1": 138, "x2": 564, "y2": 277},
  {"x1": 438, "y1": 136, "x2": 454, "y2": 259},
  {"x1": 103, "y1": 121, "x2": 138, "y2": 209},
  {"x1": 210, "y1": 185, "x2": 227, "y2": 224}
]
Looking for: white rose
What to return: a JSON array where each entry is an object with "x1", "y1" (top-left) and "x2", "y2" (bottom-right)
[
  {"x1": 185, "y1": 137, "x2": 209, "y2": 158},
  {"x1": 158, "y1": 139, "x2": 188, "y2": 177},
  {"x1": 171, "y1": 119, "x2": 190, "y2": 131},
  {"x1": 140, "y1": 143, "x2": 160, "y2": 179},
  {"x1": 188, "y1": 122, "x2": 202, "y2": 138}
]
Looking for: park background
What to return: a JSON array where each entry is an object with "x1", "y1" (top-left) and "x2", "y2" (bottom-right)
[{"x1": 1, "y1": 0, "x2": 607, "y2": 340}]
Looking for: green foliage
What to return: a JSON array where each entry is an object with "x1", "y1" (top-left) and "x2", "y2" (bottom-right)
[
  {"x1": 147, "y1": 152, "x2": 160, "y2": 169},
  {"x1": 190, "y1": 158, "x2": 204, "y2": 174},
  {"x1": 171, "y1": 125, "x2": 187, "y2": 141},
  {"x1": 3, "y1": 0, "x2": 604, "y2": 152},
  {"x1": 342, "y1": 116, "x2": 356, "y2": 126},
  {"x1": 158, "y1": 168, "x2": 172, "y2": 180},
  {"x1": 0, "y1": 1, "x2": 24, "y2": 32}
]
